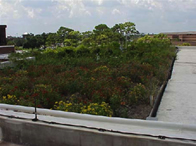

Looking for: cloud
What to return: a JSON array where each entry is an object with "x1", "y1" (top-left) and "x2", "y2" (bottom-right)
[
  {"x1": 0, "y1": 0, "x2": 196, "y2": 36},
  {"x1": 53, "y1": 0, "x2": 91, "y2": 18},
  {"x1": 21, "y1": 0, "x2": 56, "y2": 8},
  {"x1": 112, "y1": 8, "x2": 121, "y2": 15},
  {"x1": 91, "y1": 0, "x2": 104, "y2": 5}
]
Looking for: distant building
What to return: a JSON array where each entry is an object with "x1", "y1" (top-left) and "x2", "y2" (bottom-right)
[
  {"x1": 163, "y1": 31, "x2": 196, "y2": 45},
  {"x1": 22, "y1": 32, "x2": 30, "y2": 39},
  {"x1": 163, "y1": 31, "x2": 196, "y2": 46},
  {"x1": 0, "y1": 25, "x2": 7, "y2": 46}
]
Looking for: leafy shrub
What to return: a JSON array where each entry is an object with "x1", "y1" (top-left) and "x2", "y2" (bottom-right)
[
  {"x1": 0, "y1": 33, "x2": 176, "y2": 118},
  {"x1": 34, "y1": 84, "x2": 61, "y2": 108},
  {"x1": 0, "y1": 94, "x2": 18, "y2": 105},
  {"x1": 127, "y1": 83, "x2": 148, "y2": 105},
  {"x1": 81, "y1": 102, "x2": 113, "y2": 117},
  {"x1": 181, "y1": 43, "x2": 191, "y2": 46},
  {"x1": 54, "y1": 101, "x2": 113, "y2": 117},
  {"x1": 54, "y1": 101, "x2": 83, "y2": 113}
]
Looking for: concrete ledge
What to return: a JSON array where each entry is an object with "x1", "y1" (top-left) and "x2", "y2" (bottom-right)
[
  {"x1": 1, "y1": 103, "x2": 196, "y2": 131},
  {"x1": 0, "y1": 61, "x2": 15, "y2": 69},
  {"x1": 0, "y1": 57, "x2": 35, "y2": 69},
  {"x1": 0, "y1": 46, "x2": 15, "y2": 54},
  {"x1": 1, "y1": 103, "x2": 196, "y2": 143},
  {"x1": 177, "y1": 46, "x2": 196, "y2": 49},
  {"x1": 146, "y1": 117, "x2": 158, "y2": 121},
  {"x1": 1, "y1": 117, "x2": 196, "y2": 146}
]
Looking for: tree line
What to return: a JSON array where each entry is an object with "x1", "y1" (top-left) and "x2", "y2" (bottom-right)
[{"x1": 7, "y1": 22, "x2": 144, "y2": 49}]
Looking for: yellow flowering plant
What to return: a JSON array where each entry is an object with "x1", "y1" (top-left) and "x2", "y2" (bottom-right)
[
  {"x1": 15, "y1": 70, "x2": 28, "y2": 76},
  {"x1": 54, "y1": 100, "x2": 83, "y2": 113},
  {"x1": 0, "y1": 94, "x2": 18, "y2": 105},
  {"x1": 54, "y1": 101, "x2": 113, "y2": 117},
  {"x1": 81, "y1": 102, "x2": 113, "y2": 117},
  {"x1": 94, "y1": 65, "x2": 109, "y2": 72}
]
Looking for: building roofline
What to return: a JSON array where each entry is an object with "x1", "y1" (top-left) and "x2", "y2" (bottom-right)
[{"x1": 162, "y1": 31, "x2": 196, "y2": 35}]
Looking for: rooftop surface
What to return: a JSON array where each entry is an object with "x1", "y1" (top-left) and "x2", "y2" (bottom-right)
[
  {"x1": 157, "y1": 46, "x2": 196, "y2": 124},
  {"x1": 0, "y1": 47, "x2": 196, "y2": 145}
]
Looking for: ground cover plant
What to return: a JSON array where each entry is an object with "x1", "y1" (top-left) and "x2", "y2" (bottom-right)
[{"x1": 0, "y1": 23, "x2": 176, "y2": 119}]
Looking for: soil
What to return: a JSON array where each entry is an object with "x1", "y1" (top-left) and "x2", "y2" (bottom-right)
[{"x1": 127, "y1": 104, "x2": 152, "y2": 119}]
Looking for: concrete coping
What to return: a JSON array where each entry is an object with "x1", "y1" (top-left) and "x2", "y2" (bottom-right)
[
  {"x1": 0, "y1": 61, "x2": 11, "y2": 64},
  {"x1": 1, "y1": 103, "x2": 196, "y2": 133},
  {"x1": 177, "y1": 46, "x2": 196, "y2": 49},
  {"x1": 0, "y1": 45, "x2": 14, "y2": 48}
]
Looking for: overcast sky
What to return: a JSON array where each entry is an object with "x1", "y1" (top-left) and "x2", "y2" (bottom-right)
[{"x1": 0, "y1": 0, "x2": 196, "y2": 36}]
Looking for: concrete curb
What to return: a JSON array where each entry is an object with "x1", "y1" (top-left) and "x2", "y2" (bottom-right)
[
  {"x1": 1, "y1": 103, "x2": 196, "y2": 132},
  {"x1": 177, "y1": 46, "x2": 196, "y2": 49}
]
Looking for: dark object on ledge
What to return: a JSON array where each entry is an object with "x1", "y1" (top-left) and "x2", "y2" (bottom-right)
[
  {"x1": 0, "y1": 25, "x2": 7, "y2": 46},
  {"x1": 0, "y1": 25, "x2": 15, "y2": 54}
]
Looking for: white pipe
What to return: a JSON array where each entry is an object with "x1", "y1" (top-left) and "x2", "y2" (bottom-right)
[{"x1": 0, "y1": 103, "x2": 196, "y2": 132}]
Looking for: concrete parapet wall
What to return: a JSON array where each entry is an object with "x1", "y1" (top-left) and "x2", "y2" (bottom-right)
[
  {"x1": 0, "y1": 117, "x2": 195, "y2": 146},
  {"x1": 0, "y1": 103, "x2": 196, "y2": 146}
]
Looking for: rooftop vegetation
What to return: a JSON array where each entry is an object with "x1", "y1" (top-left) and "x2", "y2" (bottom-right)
[{"x1": 1, "y1": 22, "x2": 176, "y2": 119}]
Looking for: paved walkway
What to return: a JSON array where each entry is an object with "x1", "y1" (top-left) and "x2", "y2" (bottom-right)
[{"x1": 157, "y1": 46, "x2": 196, "y2": 125}]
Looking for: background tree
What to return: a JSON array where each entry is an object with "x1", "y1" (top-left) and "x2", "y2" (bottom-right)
[
  {"x1": 111, "y1": 22, "x2": 139, "y2": 48},
  {"x1": 46, "y1": 33, "x2": 57, "y2": 47},
  {"x1": 81, "y1": 31, "x2": 93, "y2": 46},
  {"x1": 56, "y1": 26, "x2": 74, "y2": 44},
  {"x1": 94, "y1": 24, "x2": 109, "y2": 34},
  {"x1": 64, "y1": 31, "x2": 81, "y2": 47},
  {"x1": 7, "y1": 37, "x2": 24, "y2": 47}
]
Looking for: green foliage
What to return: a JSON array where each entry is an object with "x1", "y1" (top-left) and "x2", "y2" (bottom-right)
[
  {"x1": 54, "y1": 100, "x2": 113, "y2": 117},
  {"x1": 56, "y1": 26, "x2": 74, "y2": 43},
  {"x1": 7, "y1": 22, "x2": 141, "y2": 50},
  {"x1": 180, "y1": 43, "x2": 191, "y2": 46},
  {"x1": 0, "y1": 22, "x2": 176, "y2": 118},
  {"x1": 34, "y1": 84, "x2": 60, "y2": 108},
  {"x1": 46, "y1": 33, "x2": 57, "y2": 46}
]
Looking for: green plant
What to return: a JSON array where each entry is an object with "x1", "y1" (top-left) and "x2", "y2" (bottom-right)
[
  {"x1": 54, "y1": 100, "x2": 83, "y2": 113},
  {"x1": 0, "y1": 94, "x2": 18, "y2": 105},
  {"x1": 34, "y1": 84, "x2": 61, "y2": 108},
  {"x1": 181, "y1": 43, "x2": 191, "y2": 46},
  {"x1": 81, "y1": 102, "x2": 113, "y2": 117},
  {"x1": 127, "y1": 83, "x2": 147, "y2": 105}
]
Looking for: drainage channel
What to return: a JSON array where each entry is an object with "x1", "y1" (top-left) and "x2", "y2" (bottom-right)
[{"x1": 147, "y1": 47, "x2": 178, "y2": 119}]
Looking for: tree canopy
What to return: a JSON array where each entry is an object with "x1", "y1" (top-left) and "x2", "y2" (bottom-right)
[{"x1": 7, "y1": 22, "x2": 142, "y2": 49}]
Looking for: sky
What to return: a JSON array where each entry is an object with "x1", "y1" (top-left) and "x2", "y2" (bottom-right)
[{"x1": 0, "y1": 0, "x2": 196, "y2": 36}]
